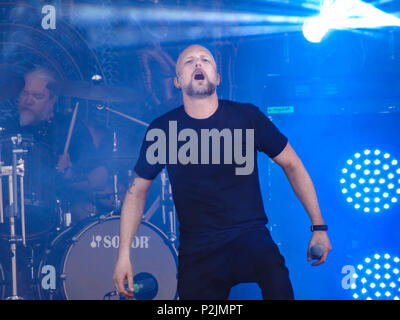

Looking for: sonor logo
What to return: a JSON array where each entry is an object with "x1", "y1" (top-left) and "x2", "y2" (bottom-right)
[{"x1": 90, "y1": 235, "x2": 150, "y2": 249}]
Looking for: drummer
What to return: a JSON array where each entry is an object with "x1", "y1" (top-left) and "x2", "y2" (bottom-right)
[{"x1": 14, "y1": 66, "x2": 113, "y2": 225}]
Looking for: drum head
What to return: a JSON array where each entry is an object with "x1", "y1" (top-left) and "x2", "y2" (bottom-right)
[{"x1": 39, "y1": 217, "x2": 178, "y2": 300}]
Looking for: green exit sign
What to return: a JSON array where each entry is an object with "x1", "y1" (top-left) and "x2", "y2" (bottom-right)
[{"x1": 267, "y1": 106, "x2": 294, "y2": 114}]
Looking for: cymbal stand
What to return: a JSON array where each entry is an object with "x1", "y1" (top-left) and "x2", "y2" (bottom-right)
[
  {"x1": 112, "y1": 130, "x2": 121, "y2": 212},
  {"x1": 0, "y1": 134, "x2": 27, "y2": 300},
  {"x1": 96, "y1": 105, "x2": 149, "y2": 213},
  {"x1": 96, "y1": 106, "x2": 178, "y2": 241},
  {"x1": 161, "y1": 169, "x2": 176, "y2": 243},
  {"x1": 102, "y1": 106, "x2": 149, "y2": 128}
]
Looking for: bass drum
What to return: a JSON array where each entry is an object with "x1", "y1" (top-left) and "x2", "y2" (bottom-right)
[{"x1": 37, "y1": 216, "x2": 178, "y2": 300}]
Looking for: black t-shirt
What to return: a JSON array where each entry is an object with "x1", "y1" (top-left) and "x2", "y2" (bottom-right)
[{"x1": 134, "y1": 100, "x2": 288, "y2": 255}]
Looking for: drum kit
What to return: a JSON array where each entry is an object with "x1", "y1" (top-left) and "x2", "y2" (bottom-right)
[{"x1": 0, "y1": 78, "x2": 179, "y2": 300}]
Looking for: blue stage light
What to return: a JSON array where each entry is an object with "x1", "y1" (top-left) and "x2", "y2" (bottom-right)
[
  {"x1": 340, "y1": 149, "x2": 400, "y2": 213},
  {"x1": 303, "y1": 0, "x2": 400, "y2": 43},
  {"x1": 302, "y1": 16, "x2": 330, "y2": 43},
  {"x1": 350, "y1": 253, "x2": 400, "y2": 300}
]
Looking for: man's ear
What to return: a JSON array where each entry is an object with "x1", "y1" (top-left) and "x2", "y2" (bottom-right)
[
  {"x1": 174, "y1": 76, "x2": 181, "y2": 89},
  {"x1": 217, "y1": 73, "x2": 221, "y2": 86},
  {"x1": 49, "y1": 94, "x2": 57, "y2": 106},
  {"x1": 44, "y1": 95, "x2": 57, "y2": 121},
  {"x1": 48, "y1": 95, "x2": 57, "y2": 113}
]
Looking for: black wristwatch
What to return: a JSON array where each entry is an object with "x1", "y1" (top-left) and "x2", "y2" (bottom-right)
[{"x1": 310, "y1": 225, "x2": 328, "y2": 232}]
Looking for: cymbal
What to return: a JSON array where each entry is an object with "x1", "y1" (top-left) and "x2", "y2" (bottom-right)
[
  {"x1": 83, "y1": 153, "x2": 138, "y2": 169},
  {"x1": 47, "y1": 80, "x2": 143, "y2": 103}
]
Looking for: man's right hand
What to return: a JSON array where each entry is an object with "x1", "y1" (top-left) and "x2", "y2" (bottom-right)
[
  {"x1": 112, "y1": 176, "x2": 153, "y2": 299},
  {"x1": 56, "y1": 153, "x2": 72, "y2": 173},
  {"x1": 113, "y1": 257, "x2": 134, "y2": 299}
]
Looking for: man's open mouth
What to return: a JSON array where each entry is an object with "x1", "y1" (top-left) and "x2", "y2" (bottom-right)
[{"x1": 194, "y1": 70, "x2": 205, "y2": 80}]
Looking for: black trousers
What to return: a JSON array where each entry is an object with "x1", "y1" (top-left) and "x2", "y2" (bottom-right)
[{"x1": 177, "y1": 227, "x2": 294, "y2": 300}]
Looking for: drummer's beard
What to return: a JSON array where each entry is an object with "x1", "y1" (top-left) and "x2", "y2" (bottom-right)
[{"x1": 19, "y1": 109, "x2": 36, "y2": 127}]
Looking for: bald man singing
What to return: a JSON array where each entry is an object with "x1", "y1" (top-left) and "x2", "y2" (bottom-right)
[{"x1": 113, "y1": 45, "x2": 331, "y2": 300}]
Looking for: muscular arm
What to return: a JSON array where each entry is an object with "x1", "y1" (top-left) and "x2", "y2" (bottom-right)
[
  {"x1": 118, "y1": 176, "x2": 152, "y2": 258},
  {"x1": 272, "y1": 142, "x2": 332, "y2": 265},
  {"x1": 272, "y1": 142, "x2": 325, "y2": 225},
  {"x1": 113, "y1": 175, "x2": 153, "y2": 297}
]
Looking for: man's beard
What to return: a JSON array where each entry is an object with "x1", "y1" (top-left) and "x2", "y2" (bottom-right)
[
  {"x1": 18, "y1": 109, "x2": 36, "y2": 127},
  {"x1": 184, "y1": 79, "x2": 217, "y2": 98}
]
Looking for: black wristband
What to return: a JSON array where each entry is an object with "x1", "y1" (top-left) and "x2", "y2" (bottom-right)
[{"x1": 311, "y1": 224, "x2": 328, "y2": 232}]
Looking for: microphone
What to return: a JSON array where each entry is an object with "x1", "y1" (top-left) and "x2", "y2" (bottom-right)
[
  {"x1": 104, "y1": 272, "x2": 158, "y2": 300},
  {"x1": 130, "y1": 273, "x2": 158, "y2": 300},
  {"x1": 309, "y1": 244, "x2": 324, "y2": 259}
]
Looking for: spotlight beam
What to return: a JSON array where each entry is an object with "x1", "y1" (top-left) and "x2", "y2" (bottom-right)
[
  {"x1": 86, "y1": 24, "x2": 303, "y2": 49},
  {"x1": 71, "y1": 3, "x2": 308, "y2": 47},
  {"x1": 233, "y1": 0, "x2": 322, "y2": 12},
  {"x1": 303, "y1": 0, "x2": 400, "y2": 42},
  {"x1": 73, "y1": 4, "x2": 306, "y2": 25}
]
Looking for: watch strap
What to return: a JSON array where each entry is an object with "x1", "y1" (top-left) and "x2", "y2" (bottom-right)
[{"x1": 311, "y1": 224, "x2": 328, "y2": 232}]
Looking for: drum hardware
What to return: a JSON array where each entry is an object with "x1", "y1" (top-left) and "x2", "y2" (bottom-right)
[
  {"x1": 47, "y1": 80, "x2": 144, "y2": 104},
  {"x1": 0, "y1": 134, "x2": 28, "y2": 300},
  {"x1": 161, "y1": 169, "x2": 177, "y2": 243},
  {"x1": 111, "y1": 130, "x2": 121, "y2": 212},
  {"x1": 106, "y1": 111, "x2": 177, "y2": 243},
  {"x1": 0, "y1": 135, "x2": 59, "y2": 242},
  {"x1": 0, "y1": 262, "x2": 5, "y2": 300},
  {"x1": 0, "y1": 132, "x2": 60, "y2": 300},
  {"x1": 55, "y1": 199, "x2": 72, "y2": 230},
  {"x1": 55, "y1": 84, "x2": 152, "y2": 217},
  {"x1": 168, "y1": 208, "x2": 177, "y2": 243},
  {"x1": 141, "y1": 195, "x2": 160, "y2": 222},
  {"x1": 101, "y1": 106, "x2": 150, "y2": 127},
  {"x1": 98, "y1": 212, "x2": 112, "y2": 221},
  {"x1": 104, "y1": 107, "x2": 177, "y2": 242},
  {"x1": 92, "y1": 106, "x2": 150, "y2": 215},
  {"x1": 27, "y1": 246, "x2": 36, "y2": 285},
  {"x1": 93, "y1": 106, "x2": 147, "y2": 213},
  {"x1": 37, "y1": 217, "x2": 178, "y2": 300},
  {"x1": 47, "y1": 78, "x2": 149, "y2": 222},
  {"x1": 95, "y1": 105, "x2": 178, "y2": 243}
]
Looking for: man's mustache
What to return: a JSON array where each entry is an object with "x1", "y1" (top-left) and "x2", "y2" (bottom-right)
[{"x1": 18, "y1": 106, "x2": 34, "y2": 112}]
